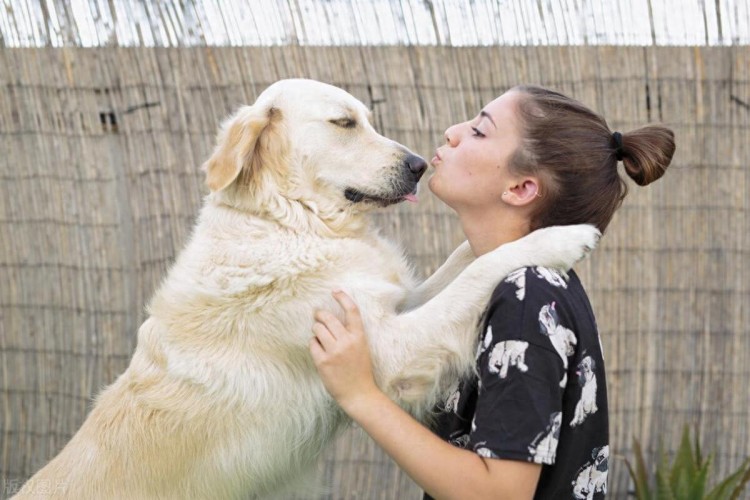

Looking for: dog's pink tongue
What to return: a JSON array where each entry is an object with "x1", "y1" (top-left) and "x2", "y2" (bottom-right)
[{"x1": 403, "y1": 193, "x2": 419, "y2": 203}]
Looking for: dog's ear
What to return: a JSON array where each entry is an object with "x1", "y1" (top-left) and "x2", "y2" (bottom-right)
[{"x1": 202, "y1": 105, "x2": 275, "y2": 192}]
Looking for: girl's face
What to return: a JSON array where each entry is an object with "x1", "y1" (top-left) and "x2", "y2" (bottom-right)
[{"x1": 429, "y1": 91, "x2": 525, "y2": 213}]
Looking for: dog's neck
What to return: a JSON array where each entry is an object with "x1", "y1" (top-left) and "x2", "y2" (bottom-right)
[{"x1": 206, "y1": 189, "x2": 370, "y2": 239}]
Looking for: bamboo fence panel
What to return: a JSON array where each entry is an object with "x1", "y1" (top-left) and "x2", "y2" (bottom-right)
[{"x1": 0, "y1": 46, "x2": 748, "y2": 499}]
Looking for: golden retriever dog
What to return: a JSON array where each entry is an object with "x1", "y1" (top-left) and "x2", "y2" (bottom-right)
[{"x1": 15, "y1": 79, "x2": 599, "y2": 499}]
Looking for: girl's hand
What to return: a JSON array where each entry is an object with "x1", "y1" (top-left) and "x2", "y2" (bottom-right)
[{"x1": 309, "y1": 291, "x2": 380, "y2": 412}]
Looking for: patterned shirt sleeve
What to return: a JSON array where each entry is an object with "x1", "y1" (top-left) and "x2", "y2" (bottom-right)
[{"x1": 468, "y1": 267, "x2": 574, "y2": 465}]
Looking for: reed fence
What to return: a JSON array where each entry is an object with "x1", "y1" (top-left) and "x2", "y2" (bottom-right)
[{"x1": 0, "y1": 45, "x2": 748, "y2": 498}]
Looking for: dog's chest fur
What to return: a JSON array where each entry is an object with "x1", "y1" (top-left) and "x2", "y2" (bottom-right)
[{"x1": 146, "y1": 210, "x2": 406, "y2": 396}]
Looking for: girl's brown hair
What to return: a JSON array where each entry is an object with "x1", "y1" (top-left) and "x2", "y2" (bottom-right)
[{"x1": 509, "y1": 85, "x2": 676, "y2": 232}]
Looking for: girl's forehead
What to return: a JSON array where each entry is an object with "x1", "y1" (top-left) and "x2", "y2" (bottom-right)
[
  {"x1": 485, "y1": 91, "x2": 521, "y2": 115},
  {"x1": 481, "y1": 91, "x2": 523, "y2": 132}
]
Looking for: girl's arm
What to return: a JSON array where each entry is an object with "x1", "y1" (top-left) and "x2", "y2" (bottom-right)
[{"x1": 310, "y1": 291, "x2": 541, "y2": 500}]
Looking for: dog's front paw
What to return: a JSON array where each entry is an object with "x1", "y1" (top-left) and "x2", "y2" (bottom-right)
[{"x1": 518, "y1": 224, "x2": 601, "y2": 270}]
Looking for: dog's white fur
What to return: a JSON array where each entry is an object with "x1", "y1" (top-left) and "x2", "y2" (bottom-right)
[{"x1": 16, "y1": 79, "x2": 599, "y2": 499}]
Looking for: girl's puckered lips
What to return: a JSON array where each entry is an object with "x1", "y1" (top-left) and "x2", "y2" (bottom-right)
[{"x1": 431, "y1": 149, "x2": 442, "y2": 166}]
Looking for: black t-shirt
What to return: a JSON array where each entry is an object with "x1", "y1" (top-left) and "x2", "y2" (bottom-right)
[{"x1": 424, "y1": 267, "x2": 609, "y2": 500}]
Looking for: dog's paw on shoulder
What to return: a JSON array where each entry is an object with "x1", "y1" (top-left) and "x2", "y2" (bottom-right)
[{"x1": 525, "y1": 224, "x2": 601, "y2": 269}]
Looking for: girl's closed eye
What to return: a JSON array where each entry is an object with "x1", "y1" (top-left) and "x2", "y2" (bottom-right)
[{"x1": 471, "y1": 127, "x2": 485, "y2": 138}]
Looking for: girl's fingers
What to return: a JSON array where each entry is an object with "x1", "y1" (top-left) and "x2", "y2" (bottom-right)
[
  {"x1": 332, "y1": 291, "x2": 362, "y2": 329},
  {"x1": 314, "y1": 309, "x2": 349, "y2": 338},
  {"x1": 311, "y1": 321, "x2": 336, "y2": 349},
  {"x1": 309, "y1": 336, "x2": 324, "y2": 360}
]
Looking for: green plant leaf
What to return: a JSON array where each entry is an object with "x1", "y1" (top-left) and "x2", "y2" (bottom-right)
[
  {"x1": 706, "y1": 457, "x2": 750, "y2": 500},
  {"x1": 626, "y1": 438, "x2": 653, "y2": 500},
  {"x1": 628, "y1": 427, "x2": 750, "y2": 500},
  {"x1": 656, "y1": 466, "x2": 676, "y2": 500},
  {"x1": 670, "y1": 427, "x2": 697, "y2": 497},
  {"x1": 729, "y1": 457, "x2": 750, "y2": 500},
  {"x1": 688, "y1": 455, "x2": 712, "y2": 499}
]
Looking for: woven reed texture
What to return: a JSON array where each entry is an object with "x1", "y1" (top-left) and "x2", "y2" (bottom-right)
[{"x1": 0, "y1": 46, "x2": 748, "y2": 499}]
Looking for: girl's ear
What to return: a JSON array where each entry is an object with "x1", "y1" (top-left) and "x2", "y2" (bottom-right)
[{"x1": 503, "y1": 177, "x2": 541, "y2": 206}]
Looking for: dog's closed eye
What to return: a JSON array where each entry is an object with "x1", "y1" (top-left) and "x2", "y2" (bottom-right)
[{"x1": 329, "y1": 117, "x2": 357, "y2": 129}]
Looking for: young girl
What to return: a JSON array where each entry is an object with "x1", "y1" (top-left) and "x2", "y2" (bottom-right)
[{"x1": 309, "y1": 85, "x2": 675, "y2": 499}]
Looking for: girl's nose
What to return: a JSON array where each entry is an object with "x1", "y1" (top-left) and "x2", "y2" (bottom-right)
[{"x1": 444, "y1": 124, "x2": 460, "y2": 146}]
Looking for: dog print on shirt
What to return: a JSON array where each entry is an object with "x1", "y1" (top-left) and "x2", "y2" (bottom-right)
[
  {"x1": 572, "y1": 445, "x2": 609, "y2": 499},
  {"x1": 528, "y1": 412, "x2": 562, "y2": 464},
  {"x1": 538, "y1": 302, "x2": 577, "y2": 388},
  {"x1": 449, "y1": 433, "x2": 470, "y2": 448},
  {"x1": 532, "y1": 266, "x2": 568, "y2": 288},
  {"x1": 571, "y1": 355, "x2": 598, "y2": 427},
  {"x1": 476, "y1": 325, "x2": 494, "y2": 358},
  {"x1": 504, "y1": 268, "x2": 528, "y2": 300},
  {"x1": 443, "y1": 380, "x2": 462, "y2": 414},
  {"x1": 474, "y1": 441, "x2": 499, "y2": 459},
  {"x1": 488, "y1": 340, "x2": 530, "y2": 379},
  {"x1": 505, "y1": 266, "x2": 567, "y2": 302}
]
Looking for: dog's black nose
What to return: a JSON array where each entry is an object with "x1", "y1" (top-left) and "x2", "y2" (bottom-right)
[{"x1": 404, "y1": 154, "x2": 428, "y2": 179}]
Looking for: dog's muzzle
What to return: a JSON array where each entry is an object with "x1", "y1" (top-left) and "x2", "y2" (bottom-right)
[
  {"x1": 344, "y1": 153, "x2": 427, "y2": 206},
  {"x1": 403, "y1": 153, "x2": 427, "y2": 182}
]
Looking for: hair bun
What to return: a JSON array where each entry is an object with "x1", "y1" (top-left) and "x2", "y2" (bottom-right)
[{"x1": 620, "y1": 126, "x2": 675, "y2": 186}]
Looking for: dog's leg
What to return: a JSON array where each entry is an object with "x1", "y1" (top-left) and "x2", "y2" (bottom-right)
[
  {"x1": 368, "y1": 224, "x2": 600, "y2": 415},
  {"x1": 401, "y1": 241, "x2": 475, "y2": 310}
]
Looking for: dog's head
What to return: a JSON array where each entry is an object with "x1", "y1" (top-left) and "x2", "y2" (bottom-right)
[
  {"x1": 550, "y1": 412, "x2": 562, "y2": 438},
  {"x1": 538, "y1": 302, "x2": 559, "y2": 336},
  {"x1": 592, "y1": 445, "x2": 609, "y2": 472},
  {"x1": 202, "y1": 79, "x2": 426, "y2": 222},
  {"x1": 577, "y1": 355, "x2": 596, "y2": 384}
]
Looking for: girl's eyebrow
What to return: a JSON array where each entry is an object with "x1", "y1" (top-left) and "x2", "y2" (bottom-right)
[{"x1": 480, "y1": 110, "x2": 496, "y2": 128}]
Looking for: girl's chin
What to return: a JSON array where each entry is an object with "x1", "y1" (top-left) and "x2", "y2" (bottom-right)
[
  {"x1": 427, "y1": 177, "x2": 442, "y2": 200},
  {"x1": 427, "y1": 178, "x2": 461, "y2": 212},
  {"x1": 427, "y1": 175, "x2": 439, "y2": 194},
  {"x1": 427, "y1": 183, "x2": 453, "y2": 208}
]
